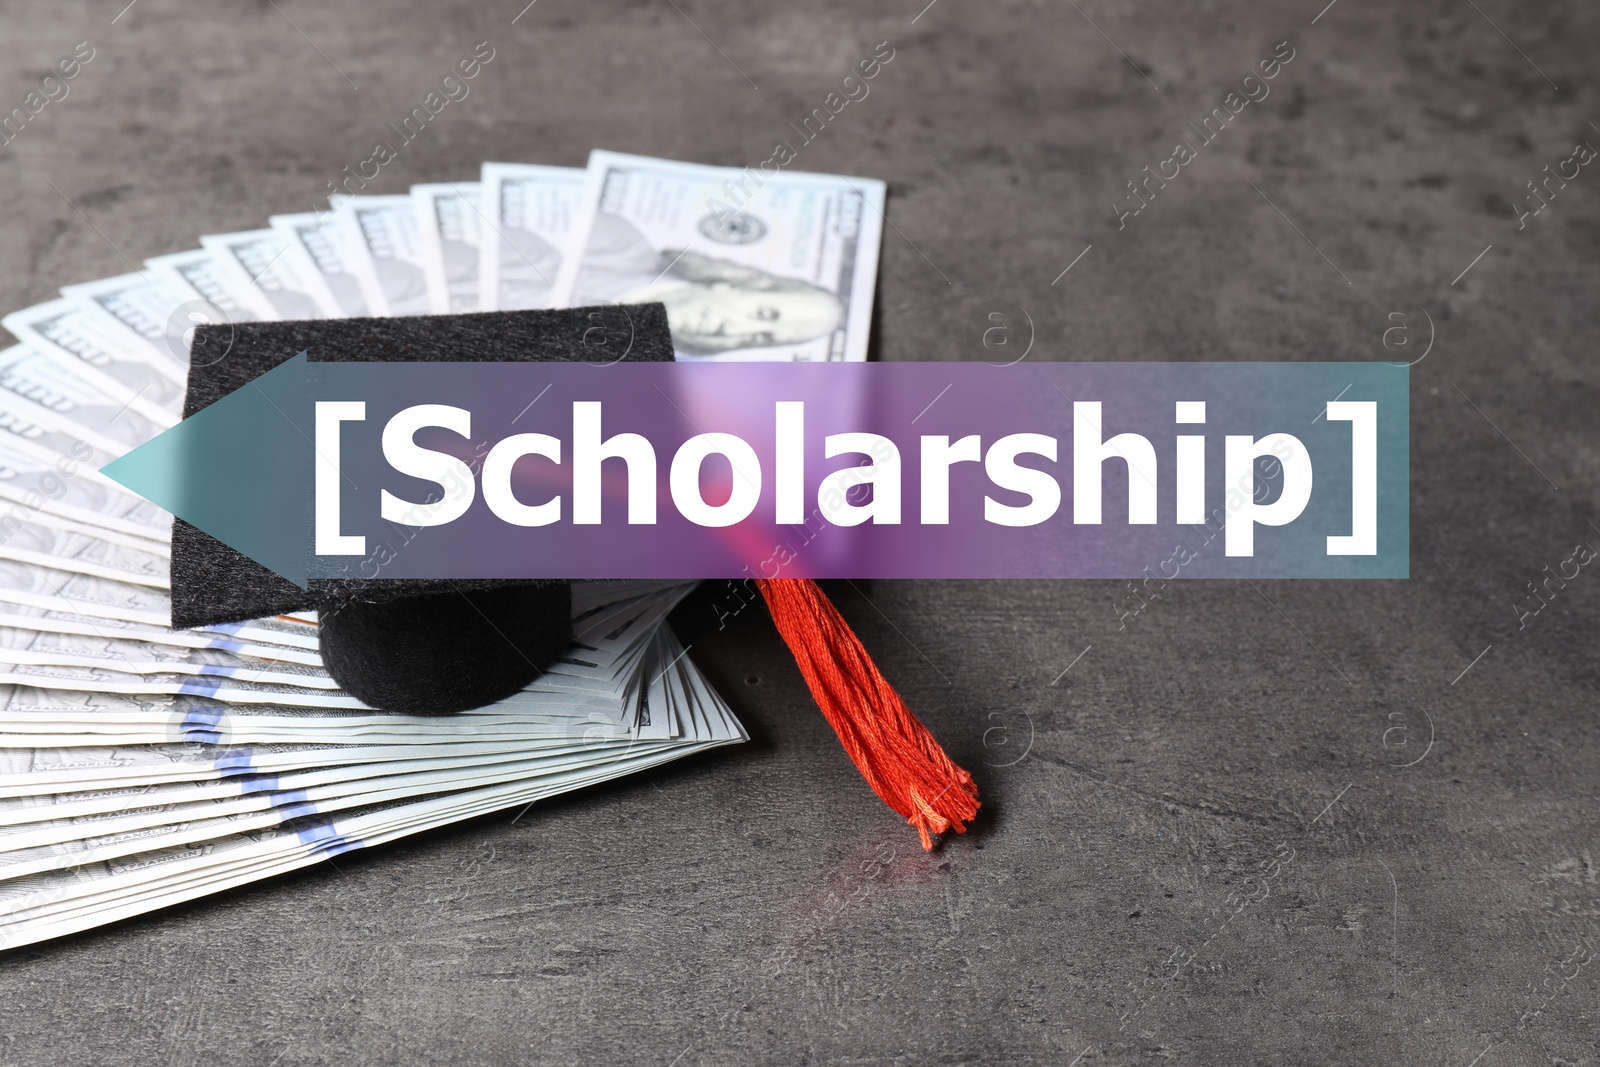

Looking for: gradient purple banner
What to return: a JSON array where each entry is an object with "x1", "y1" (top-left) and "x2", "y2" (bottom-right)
[{"x1": 300, "y1": 361, "x2": 1408, "y2": 581}]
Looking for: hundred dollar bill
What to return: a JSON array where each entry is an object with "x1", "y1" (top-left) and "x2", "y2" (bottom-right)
[
  {"x1": 0, "y1": 385, "x2": 168, "y2": 533},
  {"x1": 0, "y1": 742, "x2": 261, "y2": 797},
  {"x1": 0, "y1": 767, "x2": 483, "y2": 878},
  {"x1": 0, "y1": 641, "x2": 659, "y2": 741},
  {"x1": 0, "y1": 409, "x2": 115, "y2": 488},
  {"x1": 0, "y1": 662, "x2": 362, "y2": 709},
  {"x1": 0, "y1": 518, "x2": 167, "y2": 589},
  {"x1": 335, "y1": 195, "x2": 430, "y2": 316},
  {"x1": 0, "y1": 620, "x2": 338, "y2": 689},
  {"x1": 0, "y1": 733, "x2": 633, "y2": 797},
  {"x1": 0, "y1": 611, "x2": 319, "y2": 667},
  {"x1": 0, "y1": 754, "x2": 441, "y2": 838},
  {"x1": 57, "y1": 274, "x2": 191, "y2": 386},
  {"x1": 0, "y1": 733, "x2": 672, "y2": 867},
  {"x1": 0, "y1": 444, "x2": 169, "y2": 549},
  {"x1": 477, "y1": 163, "x2": 585, "y2": 311},
  {"x1": 1, "y1": 300, "x2": 181, "y2": 427},
  {"x1": 411, "y1": 182, "x2": 484, "y2": 314},
  {"x1": 552, "y1": 150, "x2": 886, "y2": 362},
  {"x1": 0, "y1": 681, "x2": 636, "y2": 747},
  {"x1": 0, "y1": 740, "x2": 618, "y2": 830},
  {"x1": 268, "y1": 212, "x2": 369, "y2": 318},
  {"x1": 198, "y1": 229, "x2": 326, "y2": 322},
  {"x1": 0, "y1": 809, "x2": 326, "y2": 884},
  {"x1": 0, "y1": 344, "x2": 160, "y2": 457},
  {"x1": 0, "y1": 564, "x2": 318, "y2": 652},
  {"x1": 144, "y1": 249, "x2": 259, "y2": 326},
  {"x1": 0, "y1": 385, "x2": 152, "y2": 495}
]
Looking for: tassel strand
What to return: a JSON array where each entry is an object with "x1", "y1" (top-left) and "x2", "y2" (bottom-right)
[{"x1": 755, "y1": 577, "x2": 980, "y2": 849}]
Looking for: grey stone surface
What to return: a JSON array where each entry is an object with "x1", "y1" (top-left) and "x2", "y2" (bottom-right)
[{"x1": 1, "y1": 0, "x2": 1597, "y2": 1063}]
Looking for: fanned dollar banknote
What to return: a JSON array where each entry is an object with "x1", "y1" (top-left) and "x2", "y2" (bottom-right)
[
  {"x1": 0, "y1": 150, "x2": 887, "y2": 949},
  {"x1": 552, "y1": 150, "x2": 885, "y2": 362},
  {"x1": 412, "y1": 182, "x2": 485, "y2": 314},
  {"x1": 478, "y1": 162, "x2": 585, "y2": 313}
]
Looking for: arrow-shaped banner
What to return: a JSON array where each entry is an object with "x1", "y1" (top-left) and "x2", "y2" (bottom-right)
[{"x1": 103, "y1": 357, "x2": 1408, "y2": 585}]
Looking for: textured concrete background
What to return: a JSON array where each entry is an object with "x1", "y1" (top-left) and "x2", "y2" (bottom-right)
[{"x1": 1, "y1": 0, "x2": 1598, "y2": 1064}]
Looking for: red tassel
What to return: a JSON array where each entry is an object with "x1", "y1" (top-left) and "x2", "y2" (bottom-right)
[{"x1": 754, "y1": 577, "x2": 980, "y2": 849}]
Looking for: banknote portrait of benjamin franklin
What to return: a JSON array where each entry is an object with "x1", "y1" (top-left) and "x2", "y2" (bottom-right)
[{"x1": 570, "y1": 214, "x2": 843, "y2": 356}]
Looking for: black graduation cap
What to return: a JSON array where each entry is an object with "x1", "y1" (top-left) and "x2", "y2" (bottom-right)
[
  {"x1": 168, "y1": 303, "x2": 981, "y2": 847},
  {"x1": 169, "y1": 305, "x2": 675, "y2": 715}
]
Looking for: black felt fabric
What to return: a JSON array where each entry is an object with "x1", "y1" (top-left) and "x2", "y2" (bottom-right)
[
  {"x1": 168, "y1": 304, "x2": 675, "y2": 629},
  {"x1": 167, "y1": 305, "x2": 675, "y2": 713},
  {"x1": 317, "y1": 584, "x2": 573, "y2": 714}
]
